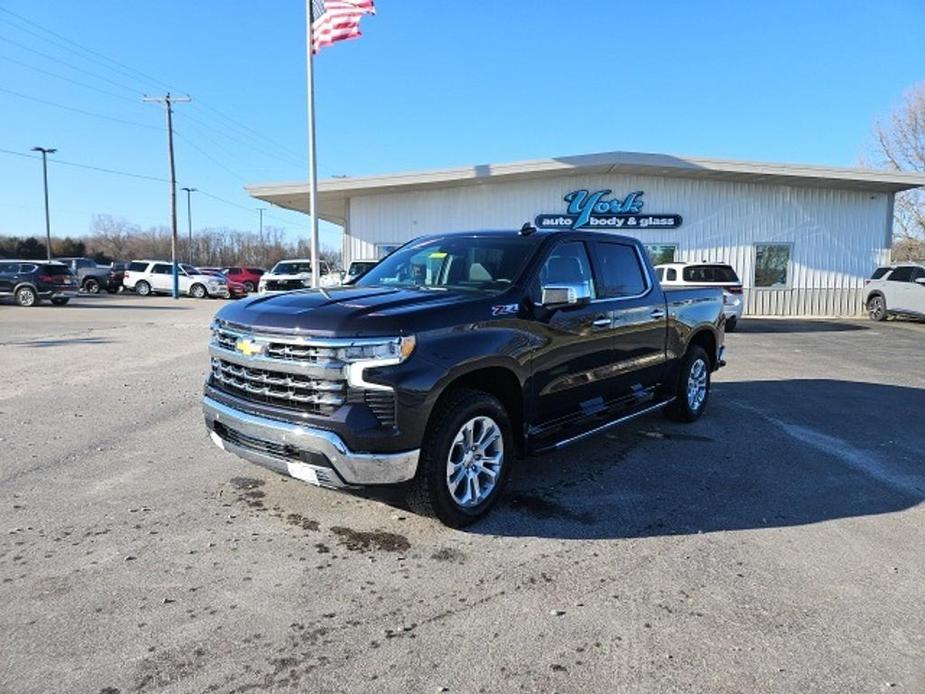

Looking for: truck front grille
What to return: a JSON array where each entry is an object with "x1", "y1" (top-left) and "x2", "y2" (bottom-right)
[
  {"x1": 264, "y1": 279, "x2": 305, "y2": 292},
  {"x1": 211, "y1": 358, "x2": 345, "y2": 415}
]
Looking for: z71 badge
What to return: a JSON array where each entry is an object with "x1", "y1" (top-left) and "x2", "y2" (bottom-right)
[{"x1": 491, "y1": 304, "x2": 519, "y2": 316}]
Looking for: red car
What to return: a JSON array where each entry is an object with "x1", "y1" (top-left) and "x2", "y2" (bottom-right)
[
  {"x1": 199, "y1": 269, "x2": 247, "y2": 299},
  {"x1": 221, "y1": 266, "x2": 265, "y2": 293}
]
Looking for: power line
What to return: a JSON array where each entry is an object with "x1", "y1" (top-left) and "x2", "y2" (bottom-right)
[
  {"x1": 174, "y1": 130, "x2": 251, "y2": 182},
  {"x1": 0, "y1": 33, "x2": 141, "y2": 94},
  {"x1": 0, "y1": 53, "x2": 137, "y2": 103},
  {"x1": 0, "y1": 86, "x2": 158, "y2": 130},
  {"x1": 181, "y1": 110, "x2": 305, "y2": 169},
  {"x1": 0, "y1": 147, "x2": 168, "y2": 182},
  {"x1": 0, "y1": 7, "x2": 176, "y2": 92}
]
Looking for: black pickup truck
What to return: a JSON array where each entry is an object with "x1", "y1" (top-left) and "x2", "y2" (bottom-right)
[{"x1": 203, "y1": 230, "x2": 726, "y2": 526}]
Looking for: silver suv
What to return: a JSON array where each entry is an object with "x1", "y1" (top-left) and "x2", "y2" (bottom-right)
[{"x1": 865, "y1": 264, "x2": 925, "y2": 321}]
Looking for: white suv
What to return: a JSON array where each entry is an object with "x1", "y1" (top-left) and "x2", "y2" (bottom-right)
[
  {"x1": 258, "y1": 258, "x2": 341, "y2": 293},
  {"x1": 123, "y1": 260, "x2": 229, "y2": 298},
  {"x1": 865, "y1": 264, "x2": 925, "y2": 321},
  {"x1": 656, "y1": 262, "x2": 744, "y2": 331}
]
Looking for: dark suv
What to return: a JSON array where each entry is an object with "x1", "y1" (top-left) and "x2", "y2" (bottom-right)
[{"x1": 0, "y1": 260, "x2": 78, "y2": 306}]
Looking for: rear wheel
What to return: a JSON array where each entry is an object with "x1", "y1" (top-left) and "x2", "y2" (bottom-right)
[
  {"x1": 664, "y1": 345, "x2": 711, "y2": 423},
  {"x1": 725, "y1": 317, "x2": 738, "y2": 332},
  {"x1": 867, "y1": 294, "x2": 887, "y2": 321},
  {"x1": 407, "y1": 388, "x2": 513, "y2": 527},
  {"x1": 135, "y1": 280, "x2": 151, "y2": 297},
  {"x1": 190, "y1": 283, "x2": 207, "y2": 299},
  {"x1": 83, "y1": 278, "x2": 100, "y2": 294},
  {"x1": 51, "y1": 298, "x2": 70, "y2": 306},
  {"x1": 15, "y1": 286, "x2": 37, "y2": 307}
]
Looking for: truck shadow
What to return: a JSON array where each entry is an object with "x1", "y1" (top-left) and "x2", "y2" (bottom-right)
[
  {"x1": 462, "y1": 379, "x2": 925, "y2": 540},
  {"x1": 735, "y1": 319, "x2": 870, "y2": 333}
]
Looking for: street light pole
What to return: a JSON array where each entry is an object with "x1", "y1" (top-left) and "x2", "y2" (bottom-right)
[
  {"x1": 181, "y1": 187, "x2": 197, "y2": 264},
  {"x1": 31, "y1": 146, "x2": 56, "y2": 261},
  {"x1": 258, "y1": 207, "x2": 267, "y2": 245}
]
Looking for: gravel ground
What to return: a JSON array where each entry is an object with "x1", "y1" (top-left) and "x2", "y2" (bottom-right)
[{"x1": 1, "y1": 294, "x2": 923, "y2": 693}]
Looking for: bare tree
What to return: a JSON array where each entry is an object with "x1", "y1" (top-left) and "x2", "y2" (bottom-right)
[{"x1": 870, "y1": 83, "x2": 925, "y2": 257}]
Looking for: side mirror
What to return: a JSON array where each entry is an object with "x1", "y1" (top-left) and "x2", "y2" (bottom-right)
[{"x1": 541, "y1": 283, "x2": 592, "y2": 309}]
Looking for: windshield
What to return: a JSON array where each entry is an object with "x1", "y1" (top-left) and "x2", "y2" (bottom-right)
[
  {"x1": 272, "y1": 262, "x2": 313, "y2": 275},
  {"x1": 354, "y1": 235, "x2": 537, "y2": 294}
]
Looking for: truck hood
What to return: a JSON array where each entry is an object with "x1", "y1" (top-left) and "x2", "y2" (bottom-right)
[{"x1": 216, "y1": 285, "x2": 495, "y2": 336}]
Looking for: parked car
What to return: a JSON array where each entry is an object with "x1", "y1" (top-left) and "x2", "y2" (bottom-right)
[
  {"x1": 56, "y1": 256, "x2": 122, "y2": 294},
  {"x1": 199, "y1": 269, "x2": 247, "y2": 299},
  {"x1": 203, "y1": 229, "x2": 726, "y2": 526},
  {"x1": 258, "y1": 259, "x2": 341, "y2": 292},
  {"x1": 865, "y1": 263, "x2": 925, "y2": 321},
  {"x1": 0, "y1": 259, "x2": 78, "y2": 306},
  {"x1": 221, "y1": 266, "x2": 264, "y2": 293},
  {"x1": 655, "y1": 261, "x2": 744, "y2": 331},
  {"x1": 344, "y1": 259, "x2": 378, "y2": 283},
  {"x1": 122, "y1": 260, "x2": 229, "y2": 298}
]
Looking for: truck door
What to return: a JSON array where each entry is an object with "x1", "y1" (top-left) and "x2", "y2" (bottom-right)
[
  {"x1": 589, "y1": 240, "x2": 667, "y2": 408},
  {"x1": 530, "y1": 240, "x2": 624, "y2": 434}
]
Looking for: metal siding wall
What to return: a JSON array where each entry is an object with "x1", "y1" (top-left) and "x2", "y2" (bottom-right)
[{"x1": 345, "y1": 174, "x2": 891, "y2": 316}]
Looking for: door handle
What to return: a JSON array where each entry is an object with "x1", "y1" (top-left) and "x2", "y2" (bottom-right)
[
  {"x1": 650, "y1": 308, "x2": 666, "y2": 320},
  {"x1": 592, "y1": 316, "x2": 612, "y2": 327}
]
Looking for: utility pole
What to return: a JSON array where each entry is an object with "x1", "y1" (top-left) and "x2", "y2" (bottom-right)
[
  {"x1": 181, "y1": 187, "x2": 197, "y2": 264},
  {"x1": 257, "y1": 207, "x2": 267, "y2": 245},
  {"x1": 144, "y1": 92, "x2": 191, "y2": 299},
  {"x1": 31, "y1": 146, "x2": 56, "y2": 261}
]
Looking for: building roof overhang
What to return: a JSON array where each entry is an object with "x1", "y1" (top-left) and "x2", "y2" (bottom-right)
[{"x1": 246, "y1": 149, "x2": 925, "y2": 224}]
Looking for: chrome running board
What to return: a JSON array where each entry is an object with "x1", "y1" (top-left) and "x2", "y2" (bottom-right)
[{"x1": 537, "y1": 398, "x2": 675, "y2": 453}]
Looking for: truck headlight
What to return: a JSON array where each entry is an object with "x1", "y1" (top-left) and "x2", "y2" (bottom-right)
[{"x1": 342, "y1": 336, "x2": 416, "y2": 391}]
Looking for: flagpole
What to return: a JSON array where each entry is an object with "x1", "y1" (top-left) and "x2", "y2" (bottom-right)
[{"x1": 306, "y1": 0, "x2": 320, "y2": 288}]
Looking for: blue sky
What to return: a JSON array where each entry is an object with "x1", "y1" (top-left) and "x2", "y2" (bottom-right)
[{"x1": 1, "y1": 0, "x2": 923, "y2": 251}]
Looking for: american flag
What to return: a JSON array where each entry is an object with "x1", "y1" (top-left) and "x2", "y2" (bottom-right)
[{"x1": 311, "y1": 0, "x2": 376, "y2": 54}]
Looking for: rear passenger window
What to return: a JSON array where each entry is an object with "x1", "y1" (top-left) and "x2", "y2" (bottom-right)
[
  {"x1": 666, "y1": 268, "x2": 677, "y2": 281},
  {"x1": 128, "y1": 262, "x2": 148, "y2": 272},
  {"x1": 593, "y1": 242, "x2": 647, "y2": 298},
  {"x1": 888, "y1": 267, "x2": 914, "y2": 282},
  {"x1": 152, "y1": 264, "x2": 172, "y2": 274}
]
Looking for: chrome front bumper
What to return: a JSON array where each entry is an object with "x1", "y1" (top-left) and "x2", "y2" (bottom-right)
[{"x1": 202, "y1": 396, "x2": 419, "y2": 487}]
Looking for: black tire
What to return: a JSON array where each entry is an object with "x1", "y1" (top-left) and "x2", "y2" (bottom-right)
[
  {"x1": 135, "y1": 280, "x2": 151, "y2": 297},
  {"x1": 15, "y1": 286, "x2": 38, "y2": 307},
  {"x1": 867, "y1": 294, "x2": 887, "y2": 322},
  {"x1": 243, "y1": 281, "x2": 255, "y2": 293},
  {"x1": 664, "y1": 345, "x2": 711, "y2": 423},
  {"x1": 51, "y1": 298, "x2": 70, "y2": 306},
  {"x1": 83, "y1": 278, "x2": 101, "y2": 294},
  {"x1": 725, "y1": 317, "x2": 738, "y2": 333},
  {"x1": 407, "y1": 388, "x2": 513, "y2": 527},
  {"x1": 190, "y1": 283, "x2": 207, "y2": 299}
]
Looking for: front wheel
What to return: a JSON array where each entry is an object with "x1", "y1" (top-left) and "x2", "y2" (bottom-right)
[
  {"x1": 725, "y1": 317, "x2": 738, "y2": 333},
  {"x1": 243, "y1": 281, "x2": 255, "y2": 293},
  {"x1": 407, "y1": 389, "x2": 513, "y2": 527},
  {"x1": 15, "y1": 286, "x2": 38, "y2": 307},
  {"x1": 867, "y1": 294, "x2": 887, "y2": 321},
  {"x1": 190, "y1": 283, "x2": 207, "y2": 299},
  {"x1": 664, "y1": 345, "x2": 711, "y2": 423},
  {"x1": 135, "y1": 281, "x2": 151, "y2": 297},
  {"x1": 83, "y1": 278, "x2": 100, "y2": 294}
]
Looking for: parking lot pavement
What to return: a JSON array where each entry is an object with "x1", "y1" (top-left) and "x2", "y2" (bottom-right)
[{"x1": 1, "y1": 298, "x2": 923, "y2": 693}]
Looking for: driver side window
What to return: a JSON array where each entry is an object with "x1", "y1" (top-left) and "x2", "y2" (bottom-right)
[{"x1": 539, "y1": 241, "x2": 596, "y2": 299}]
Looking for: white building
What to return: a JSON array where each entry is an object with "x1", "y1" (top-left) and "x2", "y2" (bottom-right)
[{"x1": 247, "y1": 150, "x2": 925, "y2": 317}]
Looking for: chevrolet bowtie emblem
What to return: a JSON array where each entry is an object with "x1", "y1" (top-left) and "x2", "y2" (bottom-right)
[{"x1": 235, "y1": 337, "x2": 266, "y2": 358}]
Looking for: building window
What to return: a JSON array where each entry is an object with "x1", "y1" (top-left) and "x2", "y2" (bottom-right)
[
  {"x1": 754, "y1": 243, "x2": 791, "y2": 288},
  {"x1": 644, "y1": 244, "x2": 677, "y2": 266},
  {"x1": 375, "y1": 243, "x2": 401, "y2": 259}
]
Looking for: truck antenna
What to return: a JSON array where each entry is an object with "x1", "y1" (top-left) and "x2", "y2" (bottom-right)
[{"x1": 519, "y1": 222, "x2": 536, "y2": 236}]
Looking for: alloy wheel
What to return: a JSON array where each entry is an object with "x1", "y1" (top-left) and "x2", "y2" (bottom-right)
[
  {"x1": 687, "y1": 358, "x2": 708, "y2": 411},
  {"x1": 445, "y1": 415, "x2": 504, "y2": 508}
]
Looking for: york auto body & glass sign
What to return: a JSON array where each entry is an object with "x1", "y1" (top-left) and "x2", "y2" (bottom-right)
[{"x1": 535, "y1": 189, "x2": 682, "y2": 230}]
